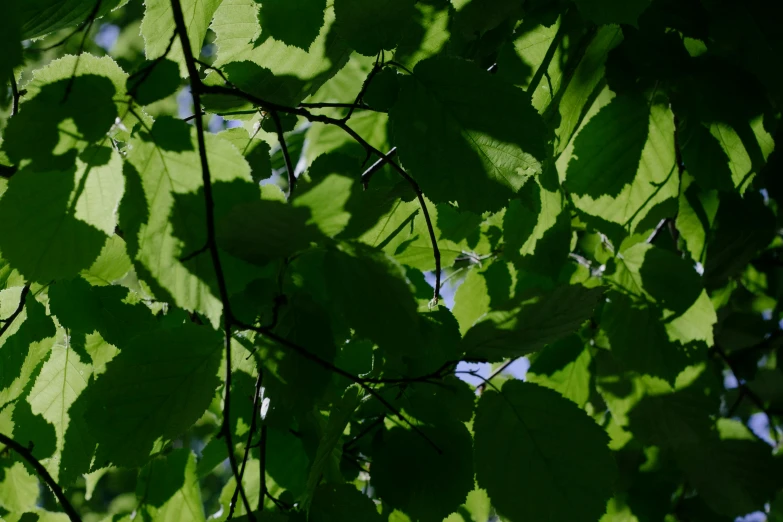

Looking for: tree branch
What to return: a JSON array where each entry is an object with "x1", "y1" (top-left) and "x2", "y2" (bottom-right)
[
  {"x1": 259, "y1": 424, "x2": 268, "y2": 512},
  {"x1": 235, "y1": 321, "x2": 443, "y2": 453},
  {"x1": 0, "y1": 432, "x2": 82, "y2": 522},
  {"x1": 298, "y1": 101, "x2": 378, "y2": 111},
  {"x1": 10, "y1": 75, "x2": 21, "y2": 117},
  {"x1": 343, "y1": 63, "x2": 381, "y2": 121},
  {"x1": 269, "y1": 110, "x2": 296, "y2": 198},
  {"x1": 228, "y1": 371, "x2": 263, "y2": 520},
  {"x1": 168, "y1": 0, "x2": 254, "y2": 518},
  {"x1": 476, "y1": 357, "x2": 520, "y2": 394},
  {"x1": 63, "y1": 0, "x2": 103, "y2": 102},
  {"x1": 712, "y1": 345, "x2": 780, "y2": 443},
  {"x1": 0, "y1": 284, "x2": 31, "y2": 339},
  {"x1": 197, "y1": 83, "x2": 442, "y2": 301},
  {"x1": 361, "y1": 147, "x2": 397, "y2": 189}
]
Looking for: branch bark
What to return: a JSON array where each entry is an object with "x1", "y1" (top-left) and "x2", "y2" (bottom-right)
[
  {"x1": 0, "y1": 432, "x2": 82, "y2": 522},
  {"x1": 168, "y1": 1, "x2": 254, "y2": 518}
]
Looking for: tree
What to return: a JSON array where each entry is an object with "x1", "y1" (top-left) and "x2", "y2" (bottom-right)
[{"x1": 0, "y1": 0, "x2": 782, "y2": 520}]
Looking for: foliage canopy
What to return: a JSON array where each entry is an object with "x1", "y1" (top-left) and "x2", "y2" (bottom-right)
[{"x1": 1, "y1": 0, "x2": 783, "y2": 521}]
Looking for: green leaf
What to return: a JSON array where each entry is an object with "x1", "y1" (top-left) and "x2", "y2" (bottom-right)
[
  {"x1": 451, "y1": 0, "x2": 525, "y2": 38},
  {"x1": 609, "y1": 243, "x2": 717, "y2": 345},
  {"x1": 0, "y1": 159, "x2": 121, "y2": 283},
  {"x1": 565, "y1": 94, "x2": 649, "y2": 199},
  {"x1": 259, "y1": 0, "x2": 326, "y2": 51},
  {"x1": 83, "y1": 323, "x2": 222, "y2": 467},
  {"x1": 443, "y1": 488, "x2": 491, "y2": 522},
  {"x1": 304, "y1": 386, "x2": 364, "y2": 505},
  {"x1": 17, "y1": 0, "x2": 123, "y2": 39},
  {"x1": 141, "y1": 0, "x2": 222, "y2": 76},
  {"x1": 209, "y1": 0, "x2": 351, "y2": 107},
  {"x1": 474, "y1": 380, "x2": 616, "y2": 522},
  {"x1": 559, "y1": 90, "x2": 678, "y2": 242},
  {"x1": 676, "y1": 421, "x2": 783, "y2": 518},
  {"x1": 334, "y1": 0, "x2": 416, "y2": 56},
  {"x1": 527, "y1": 335, "x2": 592, "y2": 407},
  {"x1": 0, "y1": 6, "x2": 22, "y2": 87},
  {"x1": 80, "y1": 235, "x2": 133, "y2": 286},
  {"x1": 704, "y1": 192, "x2": 776, "y2": 287},
  {"x1": 0, "y1": 461, "x2": 39, "y2": 512},
  {"x1": 12, "y1": 399, "x2": 56, "y2": 462},
  {"x1": 259, "y1": 294, "x2": 337, "y2": 415},
  {"x1": 372, "y1": 421, "x2": 474, "y2": 522},
  {"x1": 218, "y1": 128, "x2": 273, "y2": 184},
  {"x1": 48, "y1": 277, "x2": 157, "y2": 348},
  {"x1": 217, "y1": 199, "x2": 324, "y2": 266},
  {"x1": 310, "y1": 484, "x2": 381, "y2": 522},
  {"x1": 0, "y1": 294, "x2": 57, "y2": 407},
  {"x1": 123, "y1": 116, "x2": 257, "y2": 324},
  {"x1": 136, "y1": 449, "x2": 205, "y2": 522},
  {"x1": 603, "y1": 293, "x2": 691, "y2": 384},
  {"x1": 462, "y1": 284, "x2": 604, "y2": 362},
  {"x1": 675, "y1": 173, "x2": 719, "y2": 265},
  {"x1": 324, "y1": 243, "x2": 422, "y2": 355},
  {"x1": 572, "y1": 0, "x2": 651, "y2": 26},
  {"x1": 127, "y1": 58, "x2": 181, "y2": 106},
  {"x1": 627, "y1": 387, "x2": 717, "y2": 449},
  {"x1": 390, "y1": 56, "x2": 548, "y2": 213},
  {"x1": 26, "y1": 338, "x2": 92, "y2": 482},
  {"x1": 363, "y1": 68, "x2": 400, "y2": 111}
]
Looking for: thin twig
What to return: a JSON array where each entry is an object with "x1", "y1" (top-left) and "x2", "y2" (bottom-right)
[
  {"x1": 195, "y1": 82, "x2": 441, "y2": 300},
  {"x1": 298, "y1": 101, "x2": 377, "y2": 111},
  {"x1": 0, "y1": 432, "x2": 82, "y2": 522},
  {"x1": 344, "y1": 63, "x2": 381, "y2": 121},
  {"x1": 712, "y1": 346, "x2": 780, "y2": 443},
  {"x1": 476, "y1": 357, "x2": 520, "y2": 394},
  {"x1": 361, "y1": 147, "x2": 397, "y2": 189},
  {"x1": 168, "y1": 0, "x2": 254, "y2": 518},
  {"x1": 385, "y1": 60, "x2": 413, "y2": 75},
  {"x1": 179, "y1": 243, "x2": 209, "y2": 262},
  {"x1": 10, "y1": 76, "x2": 20, "y2": 116},
  {"x1": 228, "y1": 371, "x2": 263, "y2": 520},
  {"x1": 269, "y1": 110, "x2": 296, "y2": 198},
  {"x1": 63, "y1": 0, "x2": 103, "y2": 102},
  {"x1": 0, "y1": 285, "x2": 31, "y2": 339},
  {"x1": 235, "y1": 321, "x2": 442, "y2": 454},
  {"x1": 28, "y1": 0, "x2": 102, "y2": 54},
  {"x1": 127, "y1": 33, "x2": 177, "y2": 100},
  {"x1": 259, "y1": 425, "x2": 268, "y2": 512},
  {"x1": 344, "y1": 416, "x2": 385, "y2": 450}
]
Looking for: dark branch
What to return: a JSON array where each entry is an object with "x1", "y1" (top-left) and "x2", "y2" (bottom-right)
[
  {"x1": 28, "y1": 0, "x2": 102, "y2": 54},
  {"x1": 0, "y1": 432, "x2": 82, "y2": 522},
  {"x1": 298, "y1": 102, "x2": 378, "y2": 111},
  {"x1": 0, "y1": 285, "x2": 31, "y2": 339},
  {"x1": 344, "y1": 415, "x2": 385, "y2": 450},
  {"x1": 361, "y1": 147, "x2": 397, "y2": 189},
  {"x1": 179, "y1": 243, "x2": 209, "y2": 262},
  {"x1": 344, "y1": 63, "x2": 381, "y2": 121},
  {"x1": 235, "y1": 321, "x2": 443, "y2": 454},
  {"x1": 269, "y1": 110, "x2": 297, "y2": 198},
  {"x1": 11, "y1": 75, "x2": 20, "y2": 116},
  {"x1": 63, "y1": 0, "x2": 103, "y2": 102},
  {"x1": 259, "y1": 425, "x2": 268, "y2": 512},
  {"x1": 127, "y1": 32, "x2": 177, "y2": 100},
  {"x1": 228, "y1": 371, "x2": 263, "y2": 520},
  {"x1": 168, "y1": 0, "x2": 254, "y2": 518},
  {"x1": 712, "y1": 345, "x2": 780, "y2": 443},
  {"x1": 476, "y1": 357, "x2": 520, "y2": 394}
]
